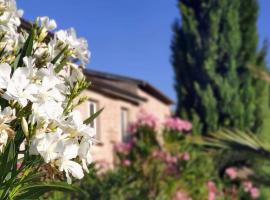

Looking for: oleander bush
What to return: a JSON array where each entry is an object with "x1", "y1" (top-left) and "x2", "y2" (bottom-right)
[{"x1": 76, "y1": 111, "x2": 261, "y2": 200}]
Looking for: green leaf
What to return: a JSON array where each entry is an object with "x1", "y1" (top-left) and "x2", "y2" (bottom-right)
[
  {"x1": 51, "y1": 45, "x2": 68, "y2": 64},
  {"x1": 54, "y1": 58, "x2": 68, "y2": 73},
  {"x1": 13, "y1": 28, "x2": 35, "y2": 69},
  {"x1": 13, "y1": 182, "x2": 86, "y2": 200},
  {"x1": 0, "y1": 140, "x2": 16, "y2": 183},
  {"x1": 0, "y1": 44, "x2": 7, "y2": 57},
  {"x1": 84, "y1": 107, "x2": 104, "y2": 125}
]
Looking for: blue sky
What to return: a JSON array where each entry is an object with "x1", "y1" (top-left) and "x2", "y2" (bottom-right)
[{"x1": 18, "y1": 0, "x2": 270, "y2": 102}]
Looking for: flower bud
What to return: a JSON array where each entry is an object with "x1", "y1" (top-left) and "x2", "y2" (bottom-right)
[{"x1": 21, "y1": 117, "x2": 29, "y2": 138}]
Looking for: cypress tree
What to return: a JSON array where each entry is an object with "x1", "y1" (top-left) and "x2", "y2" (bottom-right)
[{"x1": 171, "y1": 0, "x2": 269, "y2": 135}]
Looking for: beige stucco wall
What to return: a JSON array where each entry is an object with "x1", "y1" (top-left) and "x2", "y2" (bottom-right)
[
  {"x1": 76, "y1": 88, "x2": 172, "y2": 166},
  {"x1": 137, "y1": 88, "x2": 172, "y2": 121}
]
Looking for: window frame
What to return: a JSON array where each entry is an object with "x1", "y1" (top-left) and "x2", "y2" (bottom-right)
[
  {"x1": 88, "y1": 100, "x2": 100, "y2": 139},
  {"x1": 121, "y1": 107, "x2": 129, "y2": 142}
]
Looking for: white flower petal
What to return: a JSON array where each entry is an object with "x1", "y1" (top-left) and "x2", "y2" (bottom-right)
[{"x1": 0, "y1": 63, "x2": 11, "y2": 89}]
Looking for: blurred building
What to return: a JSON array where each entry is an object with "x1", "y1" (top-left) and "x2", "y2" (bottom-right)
[{"x1": 76, "y1": 69, "x2": 173, "y2": 166}]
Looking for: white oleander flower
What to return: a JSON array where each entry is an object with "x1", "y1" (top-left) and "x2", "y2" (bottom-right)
[
  {"x1": 0, "y1": 63, "x2": 11, "y2": 89},
  {"x1": 69, "y1": 67, "x2": 84, "y2": 85},
  {"x1": 0, "y1": 0, "x2": 23, "y2": 52},
  {"x1": 37, "y1": 16, "x2": 57, "y2": 31},
  {"x1": 0, "y1": 106, "x2": 15, "y2": 153},
  {"x1": 37, "y1": 63, "x2": 64, "y2": 86},
  {"x1": 78, "y1": 138, "x2": 93, "y2": 173},
  {"x1": 57, "y1": 158, "x2": 84, "y2": 184},
  {"x1": 31, "y1": 76, "x2": 65, "y2": 104},
  {"x1": 55, "y1": 141, "x2": 84, "y2": 184},
  {"x1": 29, "y1": 128, "x2": 65, "y2": 163},
  {"x1": 22, "y1": 57, "x2": 39, "y2": 81},
  {"x1": 47, "y1": 39, "x2": 58, "y2": 61},
  {"x1": 55, "y1": 28, "x2": 90, "y2": 65},
  {"x1": 0, "y1": 60, "x2": 39, "y2": 106},
  {"x1": 0, "y1": 58, "x2": 65, "y2": 107},
  {"x1": 58, "y1": 110, "x2": 95, "y2": 139},
  {"x1": 32, "y1": 100, "x2": 64, "y2": 123},
  {"x1": 3, "y1": 70, "x2": 34, "y2": 107},
  {"x1": 0, "y1": 131, "x2": 8, "y2": 153}
]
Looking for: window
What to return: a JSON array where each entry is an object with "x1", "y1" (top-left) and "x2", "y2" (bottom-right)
[
  {"x1": 121, "y1": 108, "x2": 129, "y2": 142},
  {"x1": 89, "y1": 100, "x2": 99, "y2": 139}
]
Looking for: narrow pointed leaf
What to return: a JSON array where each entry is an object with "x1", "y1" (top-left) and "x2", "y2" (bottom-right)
[
  {"x1": 51, "y1": 45, "x2": 68, "y2": 64},
  {"x1": 13, "y1": 28, "x2": 35, "y2": 69},
  {"x1": 84, "y1": 107, "x2": 104, "y2": 125}
]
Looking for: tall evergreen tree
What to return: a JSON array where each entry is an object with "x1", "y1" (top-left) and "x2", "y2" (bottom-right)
[{"x1": 171, "y1": 0, "x2": 269, "y2": 135}]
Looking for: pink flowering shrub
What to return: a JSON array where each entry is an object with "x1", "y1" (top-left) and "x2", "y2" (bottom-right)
[
  {"x1": 78, "y1": 111, "x2": 261, "y2": 200},
  {"x1": 128, "y1": 110, "x2": 159, "y2": 134},
  {"x1": 164, "y1": 117, "x2": 192, "y2": 132},
  {"x1": 104, "y1": 111, "x2": 261, "y2": 200},
  {"x1": 163, "y1": 117, "x2": 192, "y2": 142},
  {"x1": 108, "y1": 111, "x2": 220, "y2": 199},
  {"x1": 221, "y1": 166, "x2": 261, "y2": 199}
]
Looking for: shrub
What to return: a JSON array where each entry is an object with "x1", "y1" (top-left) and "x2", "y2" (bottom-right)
[{"x1": 77, "y1": 112, "x2": 259, "y2": 199}]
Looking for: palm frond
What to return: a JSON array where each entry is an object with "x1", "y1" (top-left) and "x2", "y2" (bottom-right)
[{"x1": 197, "y1": 129, "x2": 270, "y2": 159}]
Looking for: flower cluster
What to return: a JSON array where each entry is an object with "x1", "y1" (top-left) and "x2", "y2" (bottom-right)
[
  {"x1": 128, "y1": 110, "x2": 159, "y2": 134},
  {"x1": 152, "y1": 149, "x2": 178, "y2": 164},
  {"x1": 243, "y1": 181, "x2": 260, "y2": 199},
  {"x1": 152, "y1": 149, "x2": 190, "y2": 175},
  {"x1": 207, "y1": 181, "x2": 217, "y2": 200},
  {"x1": 225, "y1": 167, "x2": 238, "y2": 180},
  {"x1": 164, "y1": 117, "x2": 192, "y2": 132},
  {"x1": 114, "y1": 142, "x2": 133, "y2": 155},
  {"x1": 0, "y1": 0, "x2": 23, "y2": 55},
  {"x1": 224, "y1": 167, "x2": 260, "y2": 199},
  {"x1": 0, "y1": 0, "x2": 94, "y2": 184},
  {"x1": 172, "y1": 190, "x2": 192, "y2": 200}
]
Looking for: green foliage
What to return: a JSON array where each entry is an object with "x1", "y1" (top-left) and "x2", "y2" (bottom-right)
[
  {"x1": 200, "y1": 129, "x2": 270, "y2": 198},
  {"x1": 74, "y1": 124, "x2": 235, "y2": 199},
  {"x1": 171, "y1": 0, "x2": 269, "y2": 135},
  {"x1": 46, "y1": 120, "x2": 268, "y2": 199}
]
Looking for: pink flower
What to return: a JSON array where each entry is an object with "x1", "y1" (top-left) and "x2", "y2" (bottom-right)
[
  {"x1": 181, "y1": 152, "x2": 190, "y2": 161},
  {"x1": 242, "y1": 181, "x2": 260, "y2": 199},
  {"x1": 127, "y1": 110, "x2": 159, "y2": 134},
  {"x1": 225, "y1": 167, "x2": 238, "y2": 180},
  {"x1": 136, "y1": 110, "x2": 159, "y2": 130},
  {"x1": 243, "y1": 181, "x2": 253, "y2": 192},
  {"x1": 164, "y1": 117, "x2": 192, "y2": 132},
  {"x1": 114, "y1": 142, "x2": 132, "y2": 154},
  {"x1": 122, "y1": 159, "x2": 131, "y2": 167},
  {"x1": 128, "y1": 123, "x2": 138, "y2": 134},
  {"x1": 130, "y1": 137, "x2": 138, "y2": 145},
  {"x1": 152, "y1": 149, "x2": 165, "y2": 160},
  {"x1": 165, "y1": 154, "x2": 178, "y2": 164},
  {"x1": 173, "y1": 191, "x2": 191, "y2": 200},
  {"x1": 250, "y1": 187, "x2": 260, "y2": 199},
  {"x1": 207, "y1": 181, "x2": 217, "y2": 200},
  {"x1": 16, "y1": 162, "x2": 22, "y2": 170},
  {"x1": 95, "y1": 159, "x2": 111, "y2": 174},
  {"x1": 152, "y1": 150, "x2": 178, "y2": 164}
]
